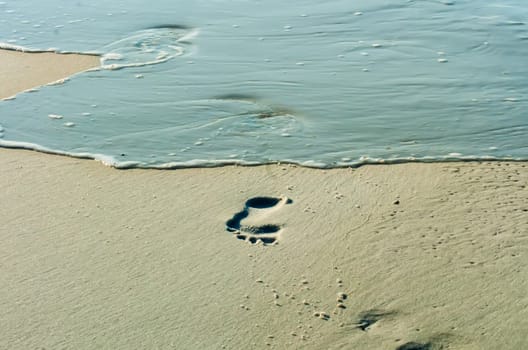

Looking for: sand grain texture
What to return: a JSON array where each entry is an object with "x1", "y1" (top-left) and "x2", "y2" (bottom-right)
[{"x1": 1, "y1": 149, "x2": 527, "y2": 349}]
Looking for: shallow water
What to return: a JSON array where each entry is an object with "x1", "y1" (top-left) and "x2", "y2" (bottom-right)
[{"x1": 1, "y1": 0, "x2": 527, "y2": 168}]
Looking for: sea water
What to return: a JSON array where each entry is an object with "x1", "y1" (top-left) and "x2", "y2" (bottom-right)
[{"x1": 0, "y1": 0, "x2": 527, "y2": 168}]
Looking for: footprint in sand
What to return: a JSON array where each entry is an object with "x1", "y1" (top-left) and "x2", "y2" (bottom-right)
[
  {"x1": 356, "y1": 309, "x2": 396, "y2": 331},
  {"x1": 396, "y1": 342, "x2": 432, "y2": 350},
  {"x1": 226, "y1": 196, "x2": 291, "y2": 246}
]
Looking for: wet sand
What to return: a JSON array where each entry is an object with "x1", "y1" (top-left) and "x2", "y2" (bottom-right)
[
  {"x1": 0, "y1": 49, "x2": 100, "y2": 100},
  {"x1": 0, "y1": 51, "x2": 527, "y2": 350}
]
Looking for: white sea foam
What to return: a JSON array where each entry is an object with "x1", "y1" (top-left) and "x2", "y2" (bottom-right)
[
  {"x1": 0, "y1": 140, "x2": 117, "y2": 166},
  {"x1": 102, "y1": 52, "x2": 123, "y2": 61},
  {"x1": 0, "y1": 42, "x2": 52, "y2": 52},
  {"x1": 99, "y1": 27, "x2": 197, "y2": 70}
]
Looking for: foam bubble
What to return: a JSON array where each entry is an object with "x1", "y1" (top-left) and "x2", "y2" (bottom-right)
[
  {"x1": 47, "y1": 78, "x2": 69, "y2": 86},
  {"x1": 102, "y1": 52, "x2": 123, "y2": 61}
]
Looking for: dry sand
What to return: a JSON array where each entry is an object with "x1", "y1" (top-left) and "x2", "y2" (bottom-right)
[
  {"x1": 0, "y1": 49, "x2": 100, "y2": 100},
  {"x1": 1, "y1": 51, "x2": 527, "y2": 350},
  {"x1": 2, "y1": 150, "x2": 527, "y2": 350}
]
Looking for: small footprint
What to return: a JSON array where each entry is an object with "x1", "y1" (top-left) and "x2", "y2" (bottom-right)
[
  {"x1": 356, "y1": 309, "x2": 396, "y2": 331},
  {"x1": 396, "y1": 334, "x2": 451, "y2": 350},
  {"x1": 396, "y1": 342, "x2": 431, "y2": 350},
  {"x1": 226, "y1": 196, "x2": 291, "y2": 246}
]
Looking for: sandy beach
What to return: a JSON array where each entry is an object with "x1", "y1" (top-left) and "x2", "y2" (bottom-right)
[{"x1": 1, "y1": 51, "x2": 527, "y2": 350}]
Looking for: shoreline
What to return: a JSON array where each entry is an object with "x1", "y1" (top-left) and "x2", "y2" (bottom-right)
[
  {"x1": 1, "y1": 49, "x2": 525, "y2": 171},
  {"x1": 1, "y1": 140, "x2": 526, "y2": 171}
]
